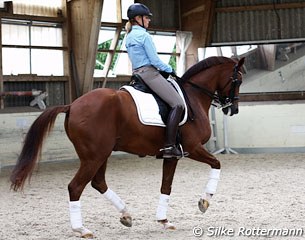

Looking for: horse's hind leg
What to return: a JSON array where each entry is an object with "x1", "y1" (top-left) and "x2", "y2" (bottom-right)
[
  {"x1": 68, "y1": 160, "x2": 104, "y2": 238},
  {"x1": 91, "y1": 160, "x2": 132, "y2": 227},
  {"x1": 156, "y1": 158, "x2": 178, "y2": 230}
]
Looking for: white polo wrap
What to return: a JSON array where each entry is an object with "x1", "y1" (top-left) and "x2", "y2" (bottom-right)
[
  {"x1": 103, "y1": 188, "x2": 126, "y2": 213},
  {"x1": 69, "y1": 200, "x2": 83, "y2": 229},
  {"x1": 205, "y1": 169, "x2": 221, "y2": 194},
  {"x1": 156, "y1": 194, "x2": 170, "y2": 220}
]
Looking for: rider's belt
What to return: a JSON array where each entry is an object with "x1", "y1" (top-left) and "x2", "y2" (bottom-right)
[{"x1": 133, "y1": 65, "x2": 153, "y2": 71}]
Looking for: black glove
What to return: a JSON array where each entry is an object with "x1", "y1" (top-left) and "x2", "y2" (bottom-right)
[
  {"x1": 159, "y1": 71, "x2": 170, "y2": 79},
  {"x1": 170, "y1": 70, "x2": 177, "y2": 78}
]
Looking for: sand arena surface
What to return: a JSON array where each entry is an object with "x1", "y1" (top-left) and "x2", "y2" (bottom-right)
[{"x1": 0, "y1": 153, "x2": 305, "y2": 240}]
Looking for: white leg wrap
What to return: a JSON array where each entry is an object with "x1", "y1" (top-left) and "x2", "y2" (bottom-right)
[
  {"x1": 201, "y1": 192, "x2": 212, "y2": 201},
  {"x1": 103, "y1": 188, "x2": 126, "y2": 213},
  {"x1": 204, "y1": 169, "x2": 221, "y2": 194},
  {"x1": 69, "y1": 201, "x2": 83, "y2": 229},
  {"x1": 156, "y1": 194, "x2": 170, "y2": 220}
]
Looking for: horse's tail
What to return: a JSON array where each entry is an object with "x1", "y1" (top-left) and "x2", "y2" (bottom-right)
[{"x1": 10, "y1": 105, "x2": 71, "y2": 191}]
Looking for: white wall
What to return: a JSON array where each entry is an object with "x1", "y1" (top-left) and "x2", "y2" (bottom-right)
[
  {"x1": 0, "y1": 112, "x2": 77, "y2": 168},
  {"x1": 213, "y1": 101, "x2": 305, "y2": 152}
]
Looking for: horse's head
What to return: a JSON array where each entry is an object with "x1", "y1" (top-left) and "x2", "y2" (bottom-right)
[
  {"x1": 181, "y1": 56, "x2": 245, "y2": 117},
  {"x1": 217, "y1": 57, "x2": 245, "y2": 116}
]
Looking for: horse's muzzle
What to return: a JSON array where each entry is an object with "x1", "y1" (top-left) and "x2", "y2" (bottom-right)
[{"x1": 222, "y1": 105, "x2": 239, "y2": 116}]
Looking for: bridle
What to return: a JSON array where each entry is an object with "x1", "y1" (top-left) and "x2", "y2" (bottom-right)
[{"x1": 186, "y1": 63, "x2": 242, "y2": 109}]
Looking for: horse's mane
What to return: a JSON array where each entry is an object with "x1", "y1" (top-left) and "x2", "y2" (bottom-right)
[{"x1": 181, "y1": 56, "x2": 236, "y2": 81}]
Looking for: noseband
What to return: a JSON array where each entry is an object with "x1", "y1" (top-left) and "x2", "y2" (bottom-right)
[{"x1": 187, "y1": 64, "x2": 242, "y2": 109}]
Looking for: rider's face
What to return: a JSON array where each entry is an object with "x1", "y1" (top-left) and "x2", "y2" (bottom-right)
[
  {"x1": 135, "y1": 15, "x2": 151, "y2": 28},
  {"x1": 143, "y1": 15, "x2": 151, "y2": 28}
]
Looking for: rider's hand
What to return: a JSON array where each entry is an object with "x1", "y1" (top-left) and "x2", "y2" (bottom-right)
[
  {"x1": 159, "y1": 71, "x2": 169, "y2": 79},
  {"x1": 170, "y1": 70, "x2": 177, "y2": 78}
]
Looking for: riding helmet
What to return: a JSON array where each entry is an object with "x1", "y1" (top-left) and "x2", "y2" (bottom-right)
[{"x1": 127, "y1": 3, "x2": 153, "y2": 19}]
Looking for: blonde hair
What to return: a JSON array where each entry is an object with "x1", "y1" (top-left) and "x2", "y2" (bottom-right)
[{"x1": 125, "y1": 21, "x2": 132, "y2": 34}]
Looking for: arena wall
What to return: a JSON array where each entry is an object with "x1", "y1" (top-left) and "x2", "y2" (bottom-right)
[
  {"x1": 1, "y1": 101, "x2": 305, "y2": 169},
  {"x1": 0, "y1": 112, "x2": 77, "y2": 169},
  {"x1": 213, "y1": 101, "x2": 305, "y2": 153}
]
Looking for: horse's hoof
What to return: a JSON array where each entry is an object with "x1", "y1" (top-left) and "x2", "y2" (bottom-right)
[
  {"x1": 120, "y1": 212, "x2": 132, "y2": 227},
  {"x1": 81, "y1": 232, "x2": 94, "y2": 239},
  {"x1": 198, "y1": 198, "x2": 209, "y2": 213},
  {"x1": 158, "y1": 219, "x2": 176, "y2": 230},
  {"x1": 72, "y1": 227, "x2": 93, "y2": 239}
]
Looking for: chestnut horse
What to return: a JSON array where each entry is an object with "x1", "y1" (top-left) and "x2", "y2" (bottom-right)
[{"x1": 10, "y1": 56, "x2": 245, "y2": 238}]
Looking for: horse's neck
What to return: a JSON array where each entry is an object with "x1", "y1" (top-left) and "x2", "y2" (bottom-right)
[
  {"x1": 184, "y1": 83, "x2": 213, "y2": 116},
  {"x1": 186, "y1": 71, "x2": 217, "y2": 104}
]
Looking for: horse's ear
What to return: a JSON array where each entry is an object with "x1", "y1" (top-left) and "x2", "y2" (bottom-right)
[{"x1": 238, "y1": 57, "x2": 245, "y2": 68}]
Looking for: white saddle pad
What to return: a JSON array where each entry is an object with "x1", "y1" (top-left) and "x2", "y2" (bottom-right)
[{"x1": 121, "y1": 78, "x2": 188, "y2": 127}]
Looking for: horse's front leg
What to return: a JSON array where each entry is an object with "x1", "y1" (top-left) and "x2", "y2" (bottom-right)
[
  {"x1": 189, "y1": 144, "x2": 221, "y2": 214},
  {"x1": 156, "y1": 158, "x2": 178, "y2": 230},
  {"x1": 198, "y1": 167, "x2": 221, "y2": 213}
]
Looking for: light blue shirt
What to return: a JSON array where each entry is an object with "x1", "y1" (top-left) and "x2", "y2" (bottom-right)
[{"x1": 125, "y1": 25, "x2": 172, "y2": 72}]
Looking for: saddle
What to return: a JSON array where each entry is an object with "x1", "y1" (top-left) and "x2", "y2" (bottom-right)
[
  {"x1": 129, "y1": 74, "x2": 171, "y2": 123},
  {"x1": 121, "y1": 74, "x2": 187, "y2": 127}
]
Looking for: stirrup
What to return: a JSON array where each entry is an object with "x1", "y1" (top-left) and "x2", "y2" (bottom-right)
[
  {"x1": 160, "y1": 144, "x2": 189, "y2": 159},
  {"x1": 178, "y1": 144, "x2": 189, "y2": 158}
]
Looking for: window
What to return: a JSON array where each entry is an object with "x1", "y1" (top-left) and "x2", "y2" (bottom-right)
[
  {"x1": 97, "y1": 0, "x2": 177, "y2": 78},
  {"x1": 1, "y1": 19, "x2": 64, "y2": 75},
  {"x1": 203, "y1": 45, "x2": 258, "y2": 59},
  {"x1": 101, "y1": 0, "x2": 134, "y2": 22},
  {"x1": 95, "y1": 28, "x2": 177, "y2": 77}
]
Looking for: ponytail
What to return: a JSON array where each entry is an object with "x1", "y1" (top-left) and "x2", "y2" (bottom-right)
[{"x1": 125, "y1": 21, "x2": 132, "y2": 34}]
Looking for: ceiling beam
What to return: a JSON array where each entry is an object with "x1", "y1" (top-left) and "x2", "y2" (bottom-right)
[
  {"x1": 240, "y1": 91, "x2": 305, "y2": 101},
  {"x1": 182, "y1": 5, "x2": 205, "y2": 18},
  {"x1": 216, "y1": 2, "x2": 305, "y2": 13},
  {"x1": 0, "y1": 22, "x2": 3, "y2": 109},
  {"x1": 68, "y1": 0, "x2": 103, "y2": 96},
  {"x1": 180, "y1": 0, "x2": 216, "y2": 68}
]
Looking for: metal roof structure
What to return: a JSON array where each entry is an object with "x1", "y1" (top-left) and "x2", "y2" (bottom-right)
[{"x1": 1, "y1": 0, "x2": 305, "y2": 109}]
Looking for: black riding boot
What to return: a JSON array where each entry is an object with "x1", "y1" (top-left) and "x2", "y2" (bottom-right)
[{"x1": 163, "y1": 106, "x2": 189, "y2": 159}]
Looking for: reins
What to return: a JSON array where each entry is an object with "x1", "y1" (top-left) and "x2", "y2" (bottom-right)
[
  {"x1": 176, "y1": 62, "x2": 242, "y2": 119},
  {"x1": 185, "y1": 81, "x2": 223, "y2": 107},
  {"x1": 175, "y1": 78, "x2": 196, "y2": 121},
  {"x1": 178, "y1": 77, "x2": 232, "y2": 112}
]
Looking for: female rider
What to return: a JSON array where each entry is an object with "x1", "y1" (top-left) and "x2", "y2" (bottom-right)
[{"x1": 125, "y1": 3, "x2": 188, "y2": 159}]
